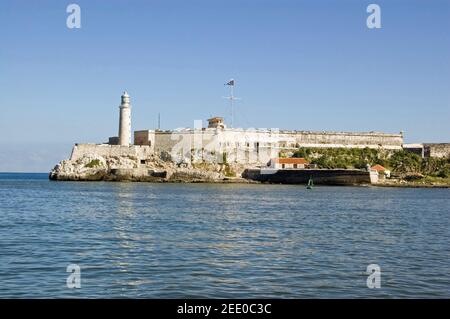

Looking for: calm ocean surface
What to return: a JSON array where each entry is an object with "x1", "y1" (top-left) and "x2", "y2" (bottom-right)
[{"x1": 0, "y1": 173, "x2": 449, "y2": 298}]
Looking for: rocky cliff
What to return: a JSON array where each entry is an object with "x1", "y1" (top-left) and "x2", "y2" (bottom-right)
[{"x1": 49, "y1": 152, "x2": 251, "y2": 183}]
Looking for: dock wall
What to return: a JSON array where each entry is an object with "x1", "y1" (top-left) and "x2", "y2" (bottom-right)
[{"x1": 243, "y1": 169, "x2": 373, "y2": 185}]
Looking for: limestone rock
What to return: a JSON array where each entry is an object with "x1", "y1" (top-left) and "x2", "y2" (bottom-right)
[{"x1": 49, "y1": 152, "x2": 245, "y2": 183}]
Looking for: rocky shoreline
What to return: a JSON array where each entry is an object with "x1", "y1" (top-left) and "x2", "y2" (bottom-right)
[
  {"x1": 49, "y1": 152, "x2": 254, "y2": 183},
  {"x1": 374, "y1": 180, "x2": 449, "y2": 189}
]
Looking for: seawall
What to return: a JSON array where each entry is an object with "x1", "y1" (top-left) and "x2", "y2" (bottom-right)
[{"x1": 242, "y1": 169, "x2": 373, "y2": 185}]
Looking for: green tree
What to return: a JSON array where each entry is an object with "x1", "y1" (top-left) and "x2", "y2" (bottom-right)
[{"x1": 388, "y1": 150, "x2": 422, "y2": 174}]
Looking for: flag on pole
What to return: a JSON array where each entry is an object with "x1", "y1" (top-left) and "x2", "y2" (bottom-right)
[{"x1": 225, "y1": 79, "x2": 235, "y2": 86}]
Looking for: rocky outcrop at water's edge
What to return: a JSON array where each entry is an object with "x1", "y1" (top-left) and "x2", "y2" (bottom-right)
[{"x1": 49, "y1": 153, "x2": 251, "y2": 183}]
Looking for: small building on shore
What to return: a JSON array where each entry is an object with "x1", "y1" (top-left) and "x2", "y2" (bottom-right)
[
  {"x1": 371, "y1": 164, "x2": 390, "y2": 178},
  {"x1": 270, "y1": 158, "x2": 309, "y2": 169}
]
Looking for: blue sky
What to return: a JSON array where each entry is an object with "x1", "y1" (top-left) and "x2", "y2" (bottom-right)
[{"x1": 0, "y1": 0, "x2": 449, "y2": 172}]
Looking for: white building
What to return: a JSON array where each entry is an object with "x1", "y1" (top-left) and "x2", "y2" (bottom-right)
[{"x1": 269, "y1": 158, "x2": 309, "y2": 169}]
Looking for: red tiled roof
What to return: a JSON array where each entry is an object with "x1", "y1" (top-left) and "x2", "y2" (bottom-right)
[
  {"x1": 273, "y1": 158, "x2": 309, "y2": 164},
  {"x1": 371, "y1": 164, "x2": 386, "y2": 171}
]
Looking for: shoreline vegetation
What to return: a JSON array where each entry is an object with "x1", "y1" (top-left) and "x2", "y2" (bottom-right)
[{"x1": 288, "y1": 147, "x2": 450, "y2": 188}]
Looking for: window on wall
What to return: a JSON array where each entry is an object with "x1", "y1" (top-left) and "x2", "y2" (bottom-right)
[{"x1": 282, "y1": 164, "x2": 285, "y2": 169}]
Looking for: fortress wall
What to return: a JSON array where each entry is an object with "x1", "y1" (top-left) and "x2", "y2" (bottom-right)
[
  {"x1": 290, "y1": 131, "x2": 403, "y2": 149},
  {"x1": 152, "y1": 129, "x2": 403, "y2": 150},
  {"x1": 154, "y1": 132, "x2": 180, "y2": 155},
  {"x1": 218, "y1": 130, "x2": 279, "y2": 164},
  {"x1": 424, "y1": 143, "x2": 450, "y2": 158},
  {"x1": 154, "y1": 130, "x2": 224, "y2": 162},
  {"x1": 149, "y1": 129, "x2": 403, "y2": 165},
  {"x1": 151, "y1": 130, "x2": 274, "y2": 164},
  {"x1": 70, "y1": 144, "x2": 152, "y2": 161},
  {"x1": 70, "y1": 130, "x2": 403, "y2": 166}
]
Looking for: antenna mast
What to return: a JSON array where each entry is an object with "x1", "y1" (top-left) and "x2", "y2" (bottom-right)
[{"x1": 223, "y1": 79, "x2": 240, "y2": 128}]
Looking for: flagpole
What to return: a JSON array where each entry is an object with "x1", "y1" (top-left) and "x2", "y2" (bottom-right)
[
  {"x1": 230, "y1": 84, "x2": 234, "y2": 128},
  {"x1": 223, "y1": 79, "x2": 239, "y2": 129}
]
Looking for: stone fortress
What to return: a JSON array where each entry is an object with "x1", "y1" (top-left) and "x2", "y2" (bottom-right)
[
  {"x1": 51, "y1": 91, "x2": 449, "y2": 182},
  {"x1": 69, "y1": 92, "x2": 408, "y2": 166}
]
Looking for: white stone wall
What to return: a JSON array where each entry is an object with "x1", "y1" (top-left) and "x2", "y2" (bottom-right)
[
  {"x1": 424, "y1": 143, "x2": 450, "y2": 158},
  {"x1": 70, "y1": 144, "x2": 152, "y2": 161},
  {"x1": 149, "y1": 128, "x2": 403, "y2": 165},
  {"x1": 290, "y1": 131, "x2": 403, "y2": 148}
]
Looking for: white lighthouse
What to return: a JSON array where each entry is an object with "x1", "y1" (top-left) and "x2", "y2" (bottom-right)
[{"x1": 118, "y1": 91, "x2": 131, "y2": 146}]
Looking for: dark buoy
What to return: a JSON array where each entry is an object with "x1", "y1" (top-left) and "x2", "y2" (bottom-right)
[{"x1": 306, "y1": 176, "x2": 314, "y2": 189}]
